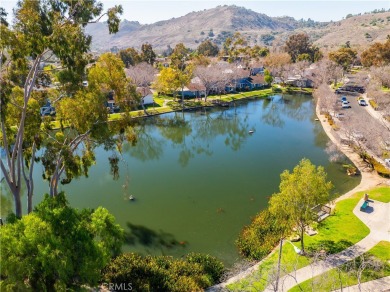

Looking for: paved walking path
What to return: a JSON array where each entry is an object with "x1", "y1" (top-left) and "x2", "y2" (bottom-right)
[
  {"x1": 207, "y1": 101, "x2": 389, "y2": 292},
  {"x1": 363, "y1": 93, "x2": 390, "y2": 131},
  {"x1": 264, "y1": 199, "x2": 390, "y2": 291},
  {"x1": 332, "y1": 276, "x2": 390, "y2": 292}
]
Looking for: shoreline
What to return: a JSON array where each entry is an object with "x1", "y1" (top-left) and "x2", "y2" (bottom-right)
[
  {"x1": 315, "y1": 102, "x2": 389, "y2": 203},
  {"x1": 207, "y1": 98, "x2": 389, "y2": 291}
]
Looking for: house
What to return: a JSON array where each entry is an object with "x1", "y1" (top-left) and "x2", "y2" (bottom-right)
[
  {"x1": 249, "y1": 67, "x2": 264, "y2": 76},
  {"x1": 286, "y1": 75, "x2": 313, "y2": 88},
  {"x1": 105, "y1": 91, "x2": 120, "y2": 113},
  {"x1": 224, "y1": 68, "x2": 251, "y2": 92},
  {"x1": 248, "y1": 75, "x2": 267, "y2": 89},
  {"x1": 137, "y1": 87, "x2": 154, "y2": 105}
]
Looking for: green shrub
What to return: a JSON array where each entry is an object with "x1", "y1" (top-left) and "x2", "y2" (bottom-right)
[
  {"x1": 236, "y1": 209, "x2": 283, "y2": 260},
  {"x1": 272, "y1": 87, "x2": 282, "y2": 93},
  {"x1": 360, "y1": 153, "x2": 390, "y2": 178},
  {"x1": 185, "y1": 253, "x2": 224, "y2": 283},
  {"x1": 373, "y1": 161, "x2": 390, "y2": 178},
  {"x1": 102, "y1": 252, "x2": 224, "y2": 291}
]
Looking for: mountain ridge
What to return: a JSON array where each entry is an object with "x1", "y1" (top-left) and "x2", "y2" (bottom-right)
[{"x1": 85, "y1": 5, "x2": 390, "y2": 52}]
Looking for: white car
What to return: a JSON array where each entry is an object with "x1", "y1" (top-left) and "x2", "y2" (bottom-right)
[
  {"x1": 358, "y1": 99, "x2": 367, "y2": 106},
  {"x1": 342, "y1": 102, "x2": 351, "y2": 109}
]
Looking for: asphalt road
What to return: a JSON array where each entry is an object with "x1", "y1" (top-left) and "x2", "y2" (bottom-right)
[{"x1": 334, "y1": 90, "x2": 390, "y2": 152}]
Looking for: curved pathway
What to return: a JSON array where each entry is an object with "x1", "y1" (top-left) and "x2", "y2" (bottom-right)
[
  {"x1": 207, "y1": 104, "x2": 389, "y2": 292},
  {"x1": 332, "y1": 276, "x2": 390, "y2": 292},
  {"x1": 264, "y1": 198, "x2": 390, "y2": 291}
]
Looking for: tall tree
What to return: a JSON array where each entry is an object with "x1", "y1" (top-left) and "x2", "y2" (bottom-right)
[
  {"x1": 361, "y1": 39, "x2": 390, "y2": 67},
  {"x1": 0, "y1": 0, "x2": 123, "y2": 217},
  {"x1": 222, "y1": 32, "x2": 247, "y2": 63},
  {"x1": 329, "y1": 47, "x2": 357, "y2": 71},
  {"x1": 284, "y1": 33, "x2": 320, "y2": 62},
  {"x1": 171, "y1": 43, "x2": 190, "y2": 69},
  {"x1": 118, "y1": 47, "x2": 141, "y2": 68},
  {"x1": 269, "y1": 159, "x2": 333, "y2": 253},
  {"x1": 154, "y1": 67, "x2": 180, "y2": 97},
  {"x1": 197, "y1": 40, "x2": 220, "y2": 57},
  {"x1": 140, "y1": 43, "x2": 156, "y2": 65}
]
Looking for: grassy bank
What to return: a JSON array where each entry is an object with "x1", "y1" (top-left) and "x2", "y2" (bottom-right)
[
  {"x1": 48, "y1": 88, "x2": 279, "y2": 130},
  {"x1": 227, "y1": 188, "x2": 378, "y2": 291},
  {"x1": 289, "y1": 241, "x2": 390, "y2": 292}
]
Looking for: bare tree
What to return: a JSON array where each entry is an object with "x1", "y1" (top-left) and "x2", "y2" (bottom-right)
[
  {"x1": 311, "y1": 59, "x2": 343, "y2": 88},
  {"x1": 353, "y1": 255, "x2": 383, "y2": 291},
  {"x1": 370, "y1": 65, "x2": 390, "y2": 88},
  {"x1": 264, "y1": 53, "x2": 292, "y2": 85},
  {"x1": 313, "y1": 83, "x2": 338, "y2": 116},
  {"x1": 125, "y1": 62, "x2": 156, "y2": 87},
  {"x1": 194, "y1": 64, "x2": 224, "y2": 101}
]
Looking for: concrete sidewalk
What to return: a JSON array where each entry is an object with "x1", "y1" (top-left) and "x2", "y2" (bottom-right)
[
  {"x1": 264, "y1": 199, "x2": 390, "y2": 291},
  {"x1": 332, "y1": 276, "x2": 390, "y2": 292}
]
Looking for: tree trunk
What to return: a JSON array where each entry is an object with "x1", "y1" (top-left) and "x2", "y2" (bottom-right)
[
  {"x1": 275, "y1": 238, "x2": 283, "y2": 292},
  {"x1": 141, "y1": 101, "x2": 148, "y2": 115},
  {"x1": 181, "y1": 87, "x2": 184, "y2": 110},
  {"x1": 300, "y1": 227, "x2": 305, "y2": 254},
  {"x1": 13, "y1": 188, "x2": 22, "y2": 218}
]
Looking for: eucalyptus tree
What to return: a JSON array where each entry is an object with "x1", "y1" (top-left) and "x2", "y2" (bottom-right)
[
  {"x1": 0, "y1": 0, "x2": 123, "y2": 217},
  {"x1": 269, "y1": 159, "x2": 333, "y2": 253}
]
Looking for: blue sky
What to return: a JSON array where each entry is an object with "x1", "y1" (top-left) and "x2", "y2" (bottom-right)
[{"x1": 2, "y1": 1, "x2": 389, "y2": 24}]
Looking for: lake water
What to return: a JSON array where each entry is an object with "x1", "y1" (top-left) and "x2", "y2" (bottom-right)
[{"x1": 0, "y1": 94, "x2": 360, "y2": 265}]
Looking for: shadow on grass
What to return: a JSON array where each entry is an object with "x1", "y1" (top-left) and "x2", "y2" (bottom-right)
[
  {"x1": 308, "y1": 239, "x2": 354, "y2": 255},
  {"x1": 124, "y1": 222, "x2": 187, "y2": 250}
]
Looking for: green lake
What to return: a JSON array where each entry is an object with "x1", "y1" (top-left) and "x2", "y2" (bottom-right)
[{"x1": 0, "y1": 94, "x2": 360, "y2": 265}]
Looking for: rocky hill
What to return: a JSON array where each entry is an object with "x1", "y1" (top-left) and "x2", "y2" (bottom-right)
[{"x1": 85, "y1": 5, "x2": 390, "y2": 53}]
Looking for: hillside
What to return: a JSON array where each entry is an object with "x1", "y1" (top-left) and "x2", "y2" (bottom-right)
[
  {"x1": 312, "y1": 12, "x2": 390, "y2": 50},
  {"x1": 85, "y1": 5, "x2": 390, "y2": 53}
]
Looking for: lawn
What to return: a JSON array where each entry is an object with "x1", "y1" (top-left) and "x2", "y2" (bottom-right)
[
  {"x1": 45, "y1": 88, "x2": 276, "y2": 130},
  {"x1": 289, "y1": 241, "x2": 390, "y2": 292},
  {"x1": 227, "y1": 190, "x2": 371, "y2": 291},
  {"x1": 366, "y1": 187, "x2": 390, "y2": 203}
]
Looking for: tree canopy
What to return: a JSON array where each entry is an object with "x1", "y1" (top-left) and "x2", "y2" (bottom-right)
[
  {"x1": 329, "y1": 47, "x2": 357, "y2": 71},
  {"x1": 197, "y1": 40, "x2": 220, "y2": 57},
  {"x1": 0, "y1": 0, "x2": 123, "y2": 217},
  {"x1": 361, "y1": 39, "x2": 390, "y2": 67},
  {"x1": 140, "y1": 43, "x2": 156, "y2": 65},
  {"x1": 284, "y1": 33, "x2": 321, "y2": 63},
  {"x1": 269, "y1": 159, "x2": 333, "y2": 253},
  {"x1": 102, "y1": 252, "x2": 224, "y2": 292},
  {"x1": 118, "y1": 47, "x2": 141, "y2": 67},
  {"x1": 0, "y1": 193, "x2": 124, "y2": 291}
]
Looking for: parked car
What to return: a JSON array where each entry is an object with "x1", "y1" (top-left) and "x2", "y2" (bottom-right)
[
  {"x1": 335, "y1": 113, "x2": 345, "y2": 119},
  {"x1": 358, "y1": 99, "x2": 367, "y2": 106},
  {"x1": 341, "y1": 96, "x2": 348, "y2": 103},
  {"x1": 342, "y1": 102, "x2": 351, "y2": 109}
]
